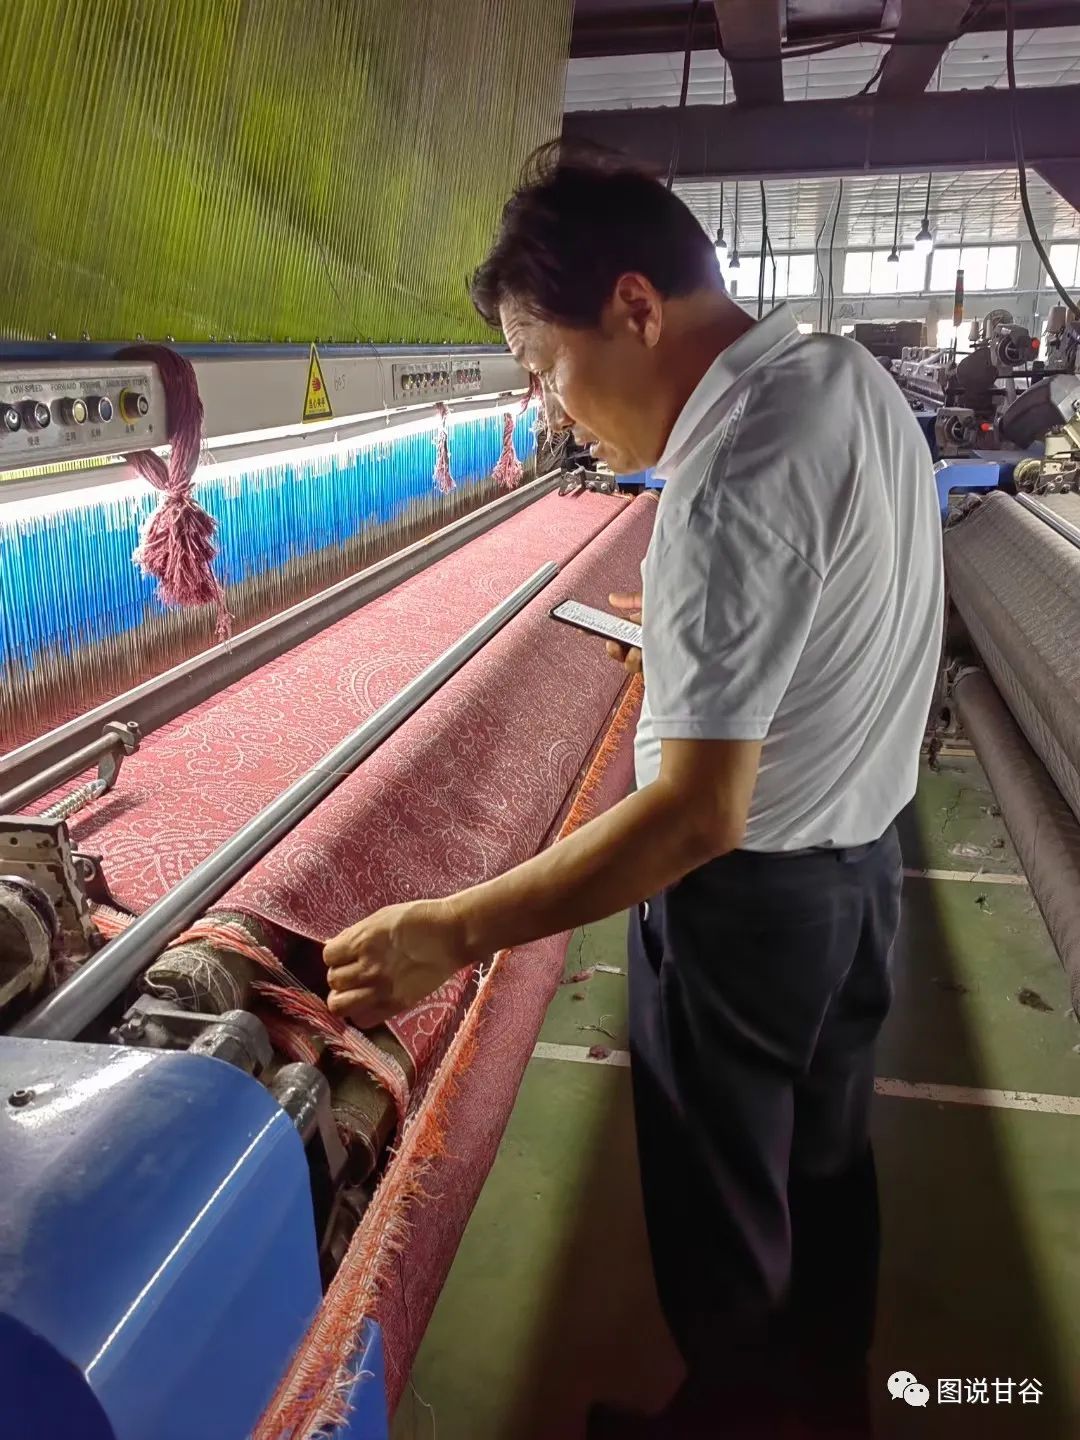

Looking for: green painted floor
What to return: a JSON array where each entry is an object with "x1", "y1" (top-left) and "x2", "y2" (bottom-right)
[{"x1": 393, "y1": 755, "x2": 1080, "y2": 1439}]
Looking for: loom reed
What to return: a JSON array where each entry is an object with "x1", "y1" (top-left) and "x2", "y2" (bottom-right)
[{"x1": 0, "y1": 410, "x2": 537, "y2": 747}]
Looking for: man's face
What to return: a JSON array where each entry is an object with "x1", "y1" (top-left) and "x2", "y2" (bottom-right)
[{"x1": 500, "y1": 275, "x2": 666, "y2": 476}]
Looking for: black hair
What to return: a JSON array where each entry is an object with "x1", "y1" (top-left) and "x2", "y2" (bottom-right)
[{"x1": 470, "y1": 140, "x2": 722, "y2": 329}]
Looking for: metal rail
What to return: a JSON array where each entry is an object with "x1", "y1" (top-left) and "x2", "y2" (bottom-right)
[
  {"x1": 0, "y1": 471, "x2": 560, "y2": 794},
  {"x1": 12, "y1": 563, "x2": 558, "y2": 1041},
  {"x1": 1016, "y1": 493, "x2": 1080, "y2": 552},
  {"x1": 0, "y1": 722, "x2": 139, "y2": 815}
]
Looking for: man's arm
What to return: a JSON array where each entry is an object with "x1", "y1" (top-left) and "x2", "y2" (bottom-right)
[
  {"x1": 325, "y1": 401, "x2": 823, "y2": 1029},
  {"x1": 458, "y1": 733, "x2": 759, "y2": 950},
  {"x1": 324, "y1": 735, "x2": 761, "y2": 1028}
]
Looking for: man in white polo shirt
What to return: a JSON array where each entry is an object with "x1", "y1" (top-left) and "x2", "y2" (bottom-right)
[{"x1": 323, "y1": 146, "x2": 943, "y2": 1438}]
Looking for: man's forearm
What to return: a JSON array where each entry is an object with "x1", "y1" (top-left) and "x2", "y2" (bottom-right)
[{"x1": 449, "y1": 781, "x2": 739, "y2": 959}]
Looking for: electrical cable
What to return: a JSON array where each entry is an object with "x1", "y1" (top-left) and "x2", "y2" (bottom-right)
[
  {"x1": 857, "y1": 51, "x2": 888, "y2": 96},
  {"x1": 1004, "y1": 0, "x2": 1078, "y2": 313},
  {"x1": 827, "y1": 179, "x2": 843, "y2": 333},
  {"x1": 758, "y1": 181, "x2": 768, "y2": 319},
  {"x1": 732, "y1": 183, "x2": 740, "y2": 266},
  {"x1": 667, "y1": 0, "x2": 701, "y2": 190},
  {"x1": 766, "y1": 227, "x2": 778, "y2": 311},
  {"x1": 814, "y1": 193, "x2": 832, "y2": 330}
]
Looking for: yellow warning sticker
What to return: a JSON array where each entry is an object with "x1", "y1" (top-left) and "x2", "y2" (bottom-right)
[{"x1": 303, "y1": 345, "x2": 333, "y2": 422}]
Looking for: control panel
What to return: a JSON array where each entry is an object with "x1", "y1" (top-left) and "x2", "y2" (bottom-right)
[
  {"x1": 391, "y1": 356, "x2": 486, "y2": 404},
  {"x1": 0, "y1": 362, "x2": 165, "y2": 474}
]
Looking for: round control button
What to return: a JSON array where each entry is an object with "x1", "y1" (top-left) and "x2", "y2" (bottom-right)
[
  {"x1": 21, "y1": 400, "x2": 51, "y2": 431},
  {"x1": 55, "y1": 397, "x2": 88, "y2": 426},
  {"x1": 86, "y1": 395, "x2": 114, "y2": 424},
  {"x1": 1, "y1": 404, "x2": 21, "y2": 433},
  {"x1": 119, "y1": 388, "x2": 149, "y2": 422}
]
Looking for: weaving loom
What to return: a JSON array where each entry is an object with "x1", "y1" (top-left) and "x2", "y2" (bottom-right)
[{"x1": 0, "y1": 2, "x2": 659, "y2": 1436}]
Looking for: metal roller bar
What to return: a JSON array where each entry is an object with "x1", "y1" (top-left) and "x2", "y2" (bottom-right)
[
  {"x1": 13, "y1": 563, "x2": 559, "y2": 1041},
  {"x1": 0, "y1": 472, "x2": 560, "y2": 794},
  {"x1": 1016, "y1": 493, "x2": 1080, "y2": 552},
  {"x1": 953, "y1": 667, "x2": 1080, "y2": 1017},
  {"x1": 0, "y1": 721, "x2": 139, "y2": 815}
]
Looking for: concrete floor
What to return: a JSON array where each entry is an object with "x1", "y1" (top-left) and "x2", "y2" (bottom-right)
[{"x1": 392, "y1": 755, "x2": 1080, "y2": 1440}]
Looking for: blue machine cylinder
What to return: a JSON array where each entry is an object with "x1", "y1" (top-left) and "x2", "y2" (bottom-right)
[{"x1": 0, "y1": 1037, "x2": 322, "y2": 1440}]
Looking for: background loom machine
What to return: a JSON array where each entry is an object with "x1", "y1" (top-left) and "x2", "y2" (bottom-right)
[{"x1": 0, "y1": 3, "x2": 656, "y2": 1437}]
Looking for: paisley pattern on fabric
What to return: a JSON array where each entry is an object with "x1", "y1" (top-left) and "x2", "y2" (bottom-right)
[
  {"x1": 223, "y1": 498, "x2": 657, "y2": 1067},
  {"x1": 39, "y1": 492, "x2": 656, "y2": 1080},
  {"x1": 42, "y1": 491, "x2": 628, "y2": 904}
]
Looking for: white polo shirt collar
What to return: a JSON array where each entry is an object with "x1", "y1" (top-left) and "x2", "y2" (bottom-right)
[{"x1": 653, "y1": 303, "x2": 802, "y2": 482}]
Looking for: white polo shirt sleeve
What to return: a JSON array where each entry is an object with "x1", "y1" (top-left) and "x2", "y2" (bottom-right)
[{"x1": 641, "y1": 425, "x2": 825, "y2": 745}]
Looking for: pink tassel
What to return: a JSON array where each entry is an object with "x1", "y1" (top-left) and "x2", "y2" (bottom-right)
[
  {"x1": 124, "y1": 344, "x2": 232, "y2": 639},
  {"x1": 491, "y1": 412, "x2": 523, "y2": 491},
  {"x1": 491, "y1": 380, "x2": 538, "y2": 491},
  {"x1": 433, "y1": 401, "x2": 455, "y2": 494}
]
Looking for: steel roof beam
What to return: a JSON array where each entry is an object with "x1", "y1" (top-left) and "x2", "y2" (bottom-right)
[
  {"x1": 1035, "y1": 160, "x2": 1080, "y2": 215},
  {"x1": 875, "y1": 0, "x2": 974, "y2": 98},
  {"x1": 562, "y1": 84, "x2": 1080, "y2": 179},
  {"x1": 713, "y1": 0, "x2": 784, "y2": 106},
  {"x1": 568, "y1": 1, "x2": 1080, "y2": 60}
]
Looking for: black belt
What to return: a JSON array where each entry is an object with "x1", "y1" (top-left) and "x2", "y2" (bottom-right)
[{"x1": 739, "y1": 834, "x2": 889, "y2": 864}]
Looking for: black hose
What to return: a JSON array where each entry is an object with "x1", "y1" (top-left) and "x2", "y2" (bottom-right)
[
  {"x1": 1004, "y1": 0, "x2": 1078, "y2": 313},
  {"x1": 667, "y1": 0, "x2": 701, "y2": 191}
]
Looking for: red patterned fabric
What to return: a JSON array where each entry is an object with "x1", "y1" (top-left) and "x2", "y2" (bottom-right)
[
  {"x1": 255, "y1": 681, "x2": 644, "y2": 1439},
  {"x1": 376, "y1": 710, "x2": 641, "y2": 1415},
  {"x1": 223, "y1": 497, "x2": 656, "y2": 1075},
  {"x1": 42, "y1": 492, "x2": 654, "y2": 1084},
  {"x1": 45, "y1": 490, "x2": 627, "y2": 909}
]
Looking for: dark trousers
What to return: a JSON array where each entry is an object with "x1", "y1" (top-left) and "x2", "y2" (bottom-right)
[{"x1": 628, "y1": 826, "x2": 902, "y2": 1416}]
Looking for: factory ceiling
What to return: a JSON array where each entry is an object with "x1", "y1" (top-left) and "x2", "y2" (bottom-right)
[
  {"x1": 570, "y1": 0, "x2": 1080, "y2": 62},
  {"x1": 564, "y1": 1, "x2": 1080, "y2": 233}
]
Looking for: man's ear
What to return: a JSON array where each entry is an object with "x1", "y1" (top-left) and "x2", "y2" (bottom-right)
[{"x1": 610, "y1": 272, "x2": 663, "y2": 348}]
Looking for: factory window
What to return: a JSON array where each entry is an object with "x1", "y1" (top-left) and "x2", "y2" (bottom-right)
[
  {"x1": 842, "y1": 252, "x2": 872, "y2": 294},
  {"x1": 928, "y1": 245, "x2": 1018, "y2": 293},
  {"x1": 842, "y1": 249, "x2": 928, "y2": 295},
  {"x1": 1046, "y1": 242, "x2": 1080, "y2": 288},
  {"x1": 723, "y1": 252, "x2": 816, "y2": 300},
  {"x1": 936, "y1": 319, "x2": 967, "y2": 350},
  {"x1": 797, "y1": 322, "x2": 813, "y2": 334},
  {"x1": 784, "y1": 255, "x2": 817, "y2": 296}
]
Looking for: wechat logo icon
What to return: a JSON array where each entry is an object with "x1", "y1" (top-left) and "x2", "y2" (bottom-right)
[{"x1": 888, "y1": 1371, "x2": 930, "y2": 1407}]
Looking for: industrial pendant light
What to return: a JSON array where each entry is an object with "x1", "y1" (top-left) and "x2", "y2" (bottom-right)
[
  {"x1": 887, "y1": 176, "x2": 901, "y2": 263},
  {"x1": 913, "y1": 173, "x2": 935, "y2": 256},
  {"x1": 728, "y1": 184, "x2": 740, "y2": 269},
  {"x1": 714, "y1": 74, "x2": 729, "y2": 259}
]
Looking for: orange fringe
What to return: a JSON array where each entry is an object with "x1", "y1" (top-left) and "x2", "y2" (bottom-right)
[
  {"x1": 171, "y1": 917, "x2": 294, "y2": 984},
  {"x1": 256, "y1": 981, "x2": 411, "y2": 1124},
  {"x1": 255, "y1": 674, "x2": 644, "y2": 1440},
  {"x1": 91, "y1": 905, "x2": 131, "y2": 940}
]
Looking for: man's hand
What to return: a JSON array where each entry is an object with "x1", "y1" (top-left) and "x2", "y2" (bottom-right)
[
  {"x1": 606, "y1": 591, "x2": 643, "y2": 676},
  {"x1": 323, "y1": 899, "x2": 473, "y2": 1029}
]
